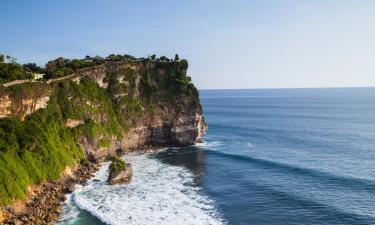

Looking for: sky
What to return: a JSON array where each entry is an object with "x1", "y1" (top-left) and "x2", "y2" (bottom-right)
[{"x1": 1, "y1": 0, "x2": 375, "y2": 89}]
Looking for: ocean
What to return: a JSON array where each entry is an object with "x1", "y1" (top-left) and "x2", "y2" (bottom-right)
[{"x1": 57, "y1": 88, "x2": 375, "y2": 225}]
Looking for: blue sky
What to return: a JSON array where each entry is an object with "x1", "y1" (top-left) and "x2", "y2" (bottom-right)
[{"x1": 1, "y1": 0, "x2": 375, "y2": 89}]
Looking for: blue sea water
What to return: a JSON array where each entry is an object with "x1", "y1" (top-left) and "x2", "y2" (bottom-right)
[{"x1": 57, "y1": 88, "x2": 375, "y2": 225}]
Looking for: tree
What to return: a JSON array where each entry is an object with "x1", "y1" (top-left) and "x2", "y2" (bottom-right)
[
  {"x1": 23, "y1": 63, "x2": 42, "y2": 73},
  {"x1": 150, "y1": 54, "x2": 156, "y2": 60},
  {"x1": 174, "y1": 54, "x2": 179, "y2": 61},
  {"x1": 46, "y1": 57, "x2": 66, "y2": 71},
  {"x1": 0, "y1": 62, "x2": 29, "y2": 82},
  {"x1": 0, "y1": 54, "x2": 4, "y2": 63},
  {"x1": 93, "y1": 55, "x2": 104, "y2": 63},
  {"x1": 159, "y1": 56, "x2": 169, "y2": 61},
  {"x1": 180, "y1": 59, "x2": 188, "y2": 70}
]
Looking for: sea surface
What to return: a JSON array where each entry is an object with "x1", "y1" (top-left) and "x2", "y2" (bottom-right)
[{"x1": 57, "y1": 88, "x2": 375, "y2": 225}]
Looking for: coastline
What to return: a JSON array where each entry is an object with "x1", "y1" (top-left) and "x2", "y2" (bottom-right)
[
  {"x1": 1, "y1": 162, "x2": 100, "y2": 225},
  {"x1": 0, "y1": 57, "x2": 208, "y2": 224},
  {"x1": 56, "y1": 147, "x2": 224, "y2": 225},
  {"x1": 0, "y1": 147, "x2": 175, "y2": 225}
]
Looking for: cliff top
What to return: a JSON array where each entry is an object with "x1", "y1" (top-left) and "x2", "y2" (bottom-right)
[{"x1": 0, "y1": 53, "x2": 185, "y2": 85}]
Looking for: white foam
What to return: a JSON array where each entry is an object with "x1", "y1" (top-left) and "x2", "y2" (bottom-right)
[
  {"x1": 195, "y1": 141, "x2": 210, "y2": 147},
  {"x1": 195, "y1": 141, "x2": 222, "y2": 149},
  {"x1": 71, "y1": 154, "x2": 225, "y2": 225},
  {"x1": 246, "y1": 142, "x2": 255, "y2": 148},
  {"x1": 57, "y1": 193, "x2": 82, "y2": 224}
]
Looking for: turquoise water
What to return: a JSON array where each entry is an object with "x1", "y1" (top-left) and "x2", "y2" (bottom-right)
[{"x1": 57, "y1": 88, "x2": 375, "y2": 225}]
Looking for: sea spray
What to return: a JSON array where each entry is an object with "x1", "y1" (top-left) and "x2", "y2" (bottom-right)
[{"x1": 57, "y1": 153, "x2": 224, "y2": 225}]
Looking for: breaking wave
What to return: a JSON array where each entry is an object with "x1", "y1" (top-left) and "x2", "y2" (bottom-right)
[{"x1": 62, "y1": 153, "x2": 224, "y2": 225}]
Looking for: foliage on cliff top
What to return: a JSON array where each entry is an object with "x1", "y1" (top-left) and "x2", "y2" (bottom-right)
[
  {"x1": 44, "y1": 54, "x2": 182, "y2": 79},
  {"x1": 0, "y1": 53, "x2": 195, "y2": 92},
  {"x1": 147, "y1": 59, "x2": 199, "y2": 98},
  {"x1": 109, "y1": 156, "x2": 126, "y2": 173},
  {"x1": 0, "y1": 62, "x2": 33, "y2": 84}
]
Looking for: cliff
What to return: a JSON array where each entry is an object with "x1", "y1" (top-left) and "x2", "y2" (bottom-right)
[{"x1": 0, "y1": 58, "x2": 207, "y2": 206}]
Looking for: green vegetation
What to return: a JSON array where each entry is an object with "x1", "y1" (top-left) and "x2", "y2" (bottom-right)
[
  {"x1": 0, "y1": 54, "x2": 43, "y2": 83},
  {"x1": 0, "y1": 62, "x2": 33, "y2": 84},
  {"x1": 80, "y1": 158, "x2": 89, "y2": 166},
  {"x1": 106, "y1": 54, "x2": 137, "y2": 61},
  {"x1": 45, "y1": 57, "x2": 102, "y2": 79},
  {"x1": 99, "y1": 138, "x2": 111, "y2": 148},
  {"x1": 0, "y1": 77, "x2": 124, "y2": 205},
  {"x1": 109, "y1": 156, "x2": 126, "y2": 173},
  {"x1": 0, "y1": 53, "x2": 188, "y2": 83},
  {"x1": 154, "y1": 59, "x2": 198, "y2": 97},
  {"x1": 105, "y1": 68, "x2": 145, "y2": 130},
  {"x1": 23, "y1": 63, "x2": 44, "y2": 74},
  {"x1": 0, "y1": 53, "x2": 199, "y2": 205},
  {"x1": 8, "y1": 82, "x2": 48, "y2": 106},
  {"x1": 0, "y1": 93, "x2": 84, "y2": 204}
]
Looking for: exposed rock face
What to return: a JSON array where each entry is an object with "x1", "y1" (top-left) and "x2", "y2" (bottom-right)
[
  {"x1": 0, "y1": 60, "x2": 207, "y2": 158},
  {"x1": 66, "y1": 61, "x2": 207, "y2": 161},
  {"x1": 0, "y1": 95, "x2": 12, "y2": 118},
  {"x1": 119, "y1": 105, "x2": 207, "y2": 153},
  {"x1": 21, "y1": 96, "x2": 50, "y2": 119},
  {"x1": 80, "y1": 135, "x2": 121, "y2": 162},
  {"x1": 65, "y1": 118, "x2": 84, "y2": 128},
  {"x1": 107, "y1": 163, "x2": 133, "y2": 185},
  {"x1": 0, "y1": 83, "x2": 51, "y2": 119}
]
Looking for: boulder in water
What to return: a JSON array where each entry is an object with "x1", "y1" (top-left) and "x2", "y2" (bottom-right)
[
  {"x1": 107, "y1": 156, "x2": 133, "y2": 185},
  {"x1": 107, "y1": 163, "x2": 133, "y2": 184}
]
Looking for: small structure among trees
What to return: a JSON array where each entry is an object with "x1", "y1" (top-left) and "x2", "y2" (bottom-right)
[{"x1": 33, "y1": 73, "x2": 45, "y2": 80}]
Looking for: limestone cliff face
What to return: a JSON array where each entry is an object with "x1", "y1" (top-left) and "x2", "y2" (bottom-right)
[
  {"x1": 0, "y1": 95, "x2": 12, "y2": 118},
  {"x1": 0, "y1": 85, "x2": 51, "y2": 120},
  {"x1": 77, "y1": 61, "x2": 208, "y2": 160},
  {"x1": 0, "y1": 60, "x2": 207, "y2": 161}
]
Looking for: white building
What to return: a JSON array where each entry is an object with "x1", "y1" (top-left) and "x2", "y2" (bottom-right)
[{"x1": 34, "y1": 73, "x2": 45, "y2": 80}]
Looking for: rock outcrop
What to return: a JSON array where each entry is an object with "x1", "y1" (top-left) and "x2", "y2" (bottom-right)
[
  {"x1": 0, "y1": 95, "x2": 12, "y2": 118},
  {"x1": 65, "y1": 118, "x2": 84, "y2": 128},
  {"x1": 0, "y1": 83, "x2": 51, "y2": 119},
  {"x1": 107, "y1": 163, "x2": 133, "y2": 185}
]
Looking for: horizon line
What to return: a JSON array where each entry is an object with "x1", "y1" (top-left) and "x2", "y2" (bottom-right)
[{"x1": 199, "y1": 85, "x2": 375, "y2": 91}]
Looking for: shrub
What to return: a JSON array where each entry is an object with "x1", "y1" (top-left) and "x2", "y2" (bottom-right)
[
  {"x1": 109, "y1": 156, "x2": 125, "y2": 172},
  {"x1": 80, "y1": 158, "x2": 89, "y2": 166},
  {"x1": 99, "y1": 138, "x2": 111, "y2": 148}
]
